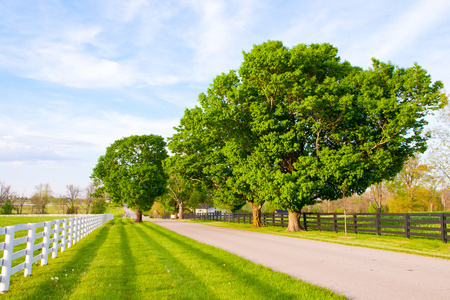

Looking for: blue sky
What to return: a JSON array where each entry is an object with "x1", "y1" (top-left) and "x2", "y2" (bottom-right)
[{"x1": 1, "y1": 0, "x2": 449, "y2": 197}]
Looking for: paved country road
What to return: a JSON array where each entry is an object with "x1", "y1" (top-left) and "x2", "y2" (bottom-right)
[{"x1": 147, "y1": 219, "x2": 450, "y2": 300}]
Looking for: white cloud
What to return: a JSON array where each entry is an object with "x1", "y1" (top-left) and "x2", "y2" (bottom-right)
[
  {"x1": 183, "y1": 0, "x2": 260, "y2": 81},
  {"x1": 343, "y1": 0, "x2": 450, "y2": 67},
  {"x1": 0, "y1": 104, "x2": 179, "y2": 166}
]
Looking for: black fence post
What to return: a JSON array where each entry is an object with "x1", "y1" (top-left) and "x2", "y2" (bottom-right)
[
  {"x1": 441, "y1": 213, "x2": 447, "y2": 243},
  {"x1": 376, "y1": 213, "x2": 381, "y2": 236},
  {"x1": 353, "y1": 214, "x2": 357, "y2": 234},
  {"x1": 317, "y1": 214, "x2": 321, "y2": 231},
  {"x1": 333, "y1": 213, "x2": 337, "y2": 233},
  {"x1": 405, "y1": 213, "x2": 410, "y2": 239},
  {"x1": 303, "y1": 213, "x2": 307, "y2": 231}
]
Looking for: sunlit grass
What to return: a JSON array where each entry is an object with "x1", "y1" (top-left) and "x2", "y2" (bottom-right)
[
  {"x1": 183, "y1": 219, "x2": 450, "y2": 260},
  {"x1": 105, "y1": 204, "x2": 123, "y2": 218},
  {"x1": 4, "y1": 218, "x2": 346, "y2": 299}
]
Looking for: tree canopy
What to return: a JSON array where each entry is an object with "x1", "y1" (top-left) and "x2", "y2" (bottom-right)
[
  {"x1": 91, "y1": 134, "x2": 168, "y2": 222},
  {"x1": 168, "y1": 40, "x2": 446, "y2": 231}
]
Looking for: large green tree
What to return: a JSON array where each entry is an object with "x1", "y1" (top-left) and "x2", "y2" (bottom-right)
[
  {"x1": 174, "y1": 40, "x2": 446, "y2": 231},
  {"x1": 91, "y1": 134, "x2": 168, "y2": 222},
  {"x1": 167, "y1": 106, "x2": 247, "y2": 218},
  {"x1": 241, "y1": 42, "x2": 445, "y2": 231}
]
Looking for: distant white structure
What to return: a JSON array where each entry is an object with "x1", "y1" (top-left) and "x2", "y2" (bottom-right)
[{"x1": 195, "y1": 204, "x2": 217, "y2": 214}]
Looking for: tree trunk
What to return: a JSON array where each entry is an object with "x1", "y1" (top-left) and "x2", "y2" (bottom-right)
[
  {"x1": 135, "y1": 208, "x2": 143, "y2": 223},
  {"x1": 286, "y1": 210, "x2": 305, "y2": 232},
  {"x1": 250, "y1": 202, "x2": 263, "y2": 228},
  {"x1": 178, "y1": 202, "x2": 183, "y2": 219}
]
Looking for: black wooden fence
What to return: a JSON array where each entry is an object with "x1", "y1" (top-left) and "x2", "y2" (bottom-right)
[{"x1": 170, "y1": 212, "x2": 450, "y2": 243}]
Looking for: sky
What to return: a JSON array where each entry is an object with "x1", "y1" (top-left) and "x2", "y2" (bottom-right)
[{"x1": 1, "y1": 0, "x2": 450, "y2": 197}]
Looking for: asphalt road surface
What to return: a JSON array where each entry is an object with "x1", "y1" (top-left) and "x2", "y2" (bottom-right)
[{"x1": 147, "y1": 219, "x2": 450, "y2": 300}]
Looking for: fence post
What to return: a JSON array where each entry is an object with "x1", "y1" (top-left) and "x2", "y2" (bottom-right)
[
  {"x1": 405, "y1": 213, "x2": 410, "y2": 239},
  {"x1": 68, "y1": 218, "x2": 74, "y2": 248},
  {"x1": 353, "y1": 214, "x2": 357, "y2": 234},
  {"x1": 376, "y1": 213, "x2": 381, "y2": 236},
  {"x1": 441, "y1": 213, "x2": 447, "y2": 243},
  {"x1": 280, "y1": 213, "x2": 284, "y2": 228},
  {"x1": 303, "y1": 213, "x2": 308, "y2": 231},
  {"x1": 0, "y1": 226, "x2": 16, "y2": 293},
  {"x1": 81, "y1": 217, "x2": 85, "y2": 239},
  {"x1": 52, "y1": 220, "x2": 60, "y2": 258},
  {"x1": 41, "y1": 221, "x2": 52, "y2": 266},
  {"x1": 317, "y1": 214, "x2": 321, "y2": 231},
  {"x1": 333, "y1": 213, "x2": 337, "y2": 233},
  {"x1": 25, "y1": 223, "x2": 37, "y2": 277},
  {"x1": 61, "y1": 219, "x2": 67, "y2": 252},
  {"x1": 73, "y1": 218, "x2": 78, "y2": 245}
]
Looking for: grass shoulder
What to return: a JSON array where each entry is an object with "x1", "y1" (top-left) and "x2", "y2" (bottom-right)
[{"x1": 181, "y1": 219, "x2": 450, "y2": 260}]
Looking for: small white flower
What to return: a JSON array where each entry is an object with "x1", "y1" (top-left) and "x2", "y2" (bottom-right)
[
  {"x1": 109, "y1": 284, "x2": 111, "y2": 287},
  {"x1": 55, "y1": 277, "x2": 59, "y2": 280},
  {"x1": 167, "y1": 270, "x2": 170, "y2": 273},
  {"x1": 51, "y1": 277, "x2": 54, "y2": 281},
  {"x1": 72, "y1": 269, "x2": 74, "y2": 272},
  {"x1": 65, "y1": 274, "x2": 68, "y2": 277}
]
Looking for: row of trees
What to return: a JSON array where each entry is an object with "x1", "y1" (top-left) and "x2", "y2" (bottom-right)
[
  {"x1": 91, "y1": 41, "x2": 447, "y2": 231},
  {"x1": 162, "y1": 41, "x2": 447, "y2": 231},
  {"x1": 0, "y1": 181, "x2": 108, "y2": 215}
]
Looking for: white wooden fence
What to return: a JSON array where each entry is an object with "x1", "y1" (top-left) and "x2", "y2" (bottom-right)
[{"x1": 0, "y1": 214, "x2": 113, "y2": 293}]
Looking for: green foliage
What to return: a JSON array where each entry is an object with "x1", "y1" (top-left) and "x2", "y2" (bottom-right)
[
  {"x1": 167, "y1": 103, "x2": 248, "y2": 213},
  {"x1": 90, "y1": 198, "x2": 107, "y2": 214},
  {"x1": 220, "y1": 41, "x2": 444, "y2": 212},
  {"x1": 0, "y1": 200, "x2": 13, "y2": 215},
  {"x1": 387, "y1": 156, "x2": 443, "y2": 212},
  {"x1": 168, "y1": 40, "x2": 445, "y2": 230},
  {"x1": 91, "y1": 135, "x2": 168, "y2": 212},
  {"x1": 367, "y1": 202, "x2": 386, "y2": 213}
]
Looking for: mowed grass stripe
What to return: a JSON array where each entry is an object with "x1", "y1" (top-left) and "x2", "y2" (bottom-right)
[{"x1": 4, "y1": 218, "x2": 346, "y2": 299}]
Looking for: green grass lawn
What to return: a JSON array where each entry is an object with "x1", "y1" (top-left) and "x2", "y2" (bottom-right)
[
  {"x1": 3, "y1": 218, "x2": 346, "y2": 299},
  {"x1": 183, "y1": 220, "x2": 450, "y2": 260},
  {"x1": 0, "y1": 216, "x2": 66, "y2": 228}
]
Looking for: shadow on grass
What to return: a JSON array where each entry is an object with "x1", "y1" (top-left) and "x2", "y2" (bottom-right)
[
  {"x1": 131, "y1": 224, "x2": 214, "y2": 297},
  {"x1": 143, "y1": 222, "x2": 312, "y2": 299},
  {"x1": 5, "y1": 219, "x2": 115, "y2": 299},
  {"x1": 117, "y1": 220, "x2": 137, "y2": 291}
]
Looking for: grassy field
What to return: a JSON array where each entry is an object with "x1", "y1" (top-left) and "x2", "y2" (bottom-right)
[
  {"x1": 183, "y1": 220, "x2": 450, "y2": 260},
  {"x1": 3, "y1": 218, "x2": 346, "y2": 299},
  {"x1": 0, "y1": 216, "x2": 66, "y2": 228}
]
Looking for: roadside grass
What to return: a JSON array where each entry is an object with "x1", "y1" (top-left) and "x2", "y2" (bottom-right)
[
  {"x1": 183, "y1": 220, "x2": 450, "y2": 260},
  {"x1": 3, "y1": 218, "x2": 346, "y2": 300}
]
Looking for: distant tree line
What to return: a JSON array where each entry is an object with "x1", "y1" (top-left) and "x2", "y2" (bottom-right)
[{"x1": 0, "y1": 181, "x2": 108, "y2": 215}]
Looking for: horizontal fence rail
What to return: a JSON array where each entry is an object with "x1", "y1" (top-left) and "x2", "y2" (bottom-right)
[
  {"x1": 0, "y1": 214, "x2": 113, "y2": 293},
  {"x1": 176, "y1": 212, "x2": 449, "y2": 243}
]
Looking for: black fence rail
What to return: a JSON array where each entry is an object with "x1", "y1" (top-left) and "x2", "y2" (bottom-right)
[{"x1": 171, "y1": 212, "x2": 450, "y2": 243}]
